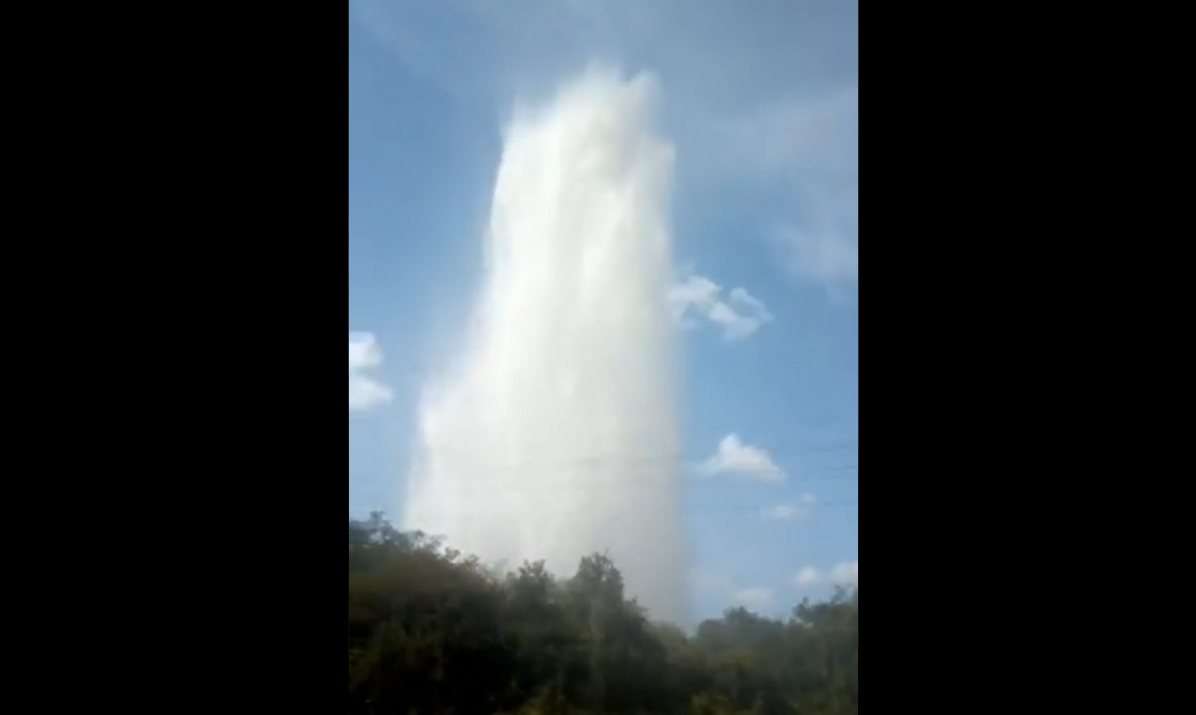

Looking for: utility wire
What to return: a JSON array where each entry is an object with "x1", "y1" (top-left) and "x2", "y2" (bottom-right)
[
  {"x1": 402, "y1": 447, "x2": 859, "y2": 477},
  {"x1": 390, "y1": 465, "x2": 858, "y2": 493}
]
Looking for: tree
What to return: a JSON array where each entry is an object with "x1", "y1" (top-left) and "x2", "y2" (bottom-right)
[{"x1": 348, "y1": 515, "x2": 860, "y2": 715}]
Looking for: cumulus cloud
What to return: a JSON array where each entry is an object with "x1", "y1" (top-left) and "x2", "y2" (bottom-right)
[
  {"x1": 696, "y1": 571, "x2": 780, "y2": 612},
  {"x1": 793, "y1": 561, "x2": 858, "y2": 590},
  {"x1": 761, "y1": 494, "x2": 817, "y2": 521},
  {"x1": 733, "y1": 588, "x2": 776, "y2": 609},
  {"x1": 669, "y1": 274, "x2": 772, "y2": 341},
  {"x1": 794, "y1": 567, "x2": 821, "y2": 589},
  {"x1": 831, "y1": 560, "x2": 859, "y2": 585},
  {"x1": 698, "y1": 434, "x2": 785, "y2": 482},
  {"x1": 349, "y1": 332, "x2": 393, "y2": 412}
]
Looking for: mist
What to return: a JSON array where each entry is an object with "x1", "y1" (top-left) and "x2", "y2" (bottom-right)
[{"x1": 402, "y1": 68, "x2": 688, "y2": 623}]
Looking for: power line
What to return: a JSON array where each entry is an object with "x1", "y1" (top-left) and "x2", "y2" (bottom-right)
[
  {"x1": 353, "y1": 500, "x2": 858, "y2": 513},
  {"x1": 413, "y1": 440, "x2": 858, "y2": 461},
  {"x1": 402, "y1": 447, "x2": 859, "y2": 476},
  {"x1": 424, "y1": 494, "x2": 860, "y2": 509},
  {"x1": 350, "y1": 502, "x2": 859, "y2": 525},
  {"x1": 390, "y1": 464, "x2": 857, "y2": 492}
]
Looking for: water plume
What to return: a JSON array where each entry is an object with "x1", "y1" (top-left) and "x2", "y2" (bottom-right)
[{"x1": 403, "y1": 68, "x2": 687, "y2": 622}]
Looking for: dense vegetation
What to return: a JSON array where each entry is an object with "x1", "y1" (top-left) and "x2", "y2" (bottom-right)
[{"x1": 349, "y1": 514, "x2": 859, "y2": 715}]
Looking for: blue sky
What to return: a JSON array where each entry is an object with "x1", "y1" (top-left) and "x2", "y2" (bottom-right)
[{"x1": 348, "y1": 0, "x2": 858, "y2": 621}]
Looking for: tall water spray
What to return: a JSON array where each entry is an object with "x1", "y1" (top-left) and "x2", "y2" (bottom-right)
[{"x1": 403, "y1": 69, "x2": 688, "y2": 622}]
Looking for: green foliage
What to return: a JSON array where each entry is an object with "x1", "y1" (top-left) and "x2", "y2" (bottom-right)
[{"x1": 348, "y1": 515, "x2": 859, "y2": 715}]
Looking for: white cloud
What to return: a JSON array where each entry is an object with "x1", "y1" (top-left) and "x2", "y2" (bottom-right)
[
  {"x1": 830, "y1": 560, "x2": 859, "y2": 586},
  {"x1": 669, "y1": 274, "x2": 772, "y2": 341},
  {"x1": 793, "y1": 561, "x2": 858, "y2": 589},
  {"x1": 794, "y1": 567, "x2": 821, "y2": 589},
  {"x1": 698, "y1": 434, "x2": 785, "y2": 482},
  {"x1": 697, "y1": 570, "x2": 780, "y2": 612},
  {"x1": 733, "y1": 588, "x2": 776, "y2": 610},
  {"x1": 761, "y1": 494, "x2": 817, "y2": 521},
  {"x1": 349, "y1": 332, "x2": 393, "y2": 412}
]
